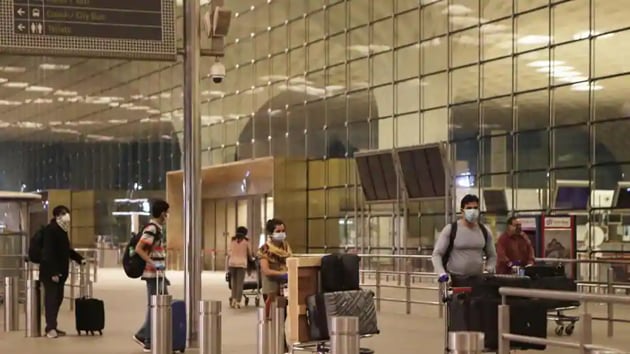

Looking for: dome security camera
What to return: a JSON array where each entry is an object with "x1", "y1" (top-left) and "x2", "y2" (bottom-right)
[{"x1": 210, "y1": 61, "x2": 225, "y2": 84}]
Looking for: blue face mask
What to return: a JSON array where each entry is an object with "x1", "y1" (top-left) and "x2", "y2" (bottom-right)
[
  {"x1": 271, "y1": 232, "x2": 286, "y2": 242},
  {"x1": 463, "y1": 208, "x2": 479, "y2": 223}
]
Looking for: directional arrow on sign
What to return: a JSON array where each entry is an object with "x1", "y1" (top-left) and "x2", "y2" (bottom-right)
[
  {"x1": 16, "y1": 8, "x2": 25, "y2": 16},
  {"x1": 17, "y1": 23, "x2": 25, "y2": 32}
]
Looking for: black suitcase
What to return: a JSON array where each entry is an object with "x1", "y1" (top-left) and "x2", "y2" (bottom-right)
[
  {"x1": 75, "y1": 297, "x2": 105, "y2": 335},
  {"x1": 448, "y1": 294, "x2": 546, "y2": 351},
  {"x1": 320, "y1": 254, "x2": 360, "y2": 293},
  {"x1": 306, "y1": 289, "x2": 379, "y2": 341}
]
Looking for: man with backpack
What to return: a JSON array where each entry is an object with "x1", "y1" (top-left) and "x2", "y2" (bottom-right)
[
  {"x1": 130, "y1": 199, "x2": 169, "y2": 352},
  {"x1": 432, "y1": 194, "x2": 497, "y2": 286},
  {"x1": 37, "y1": 205, "x2": 85, "y2": 338}
]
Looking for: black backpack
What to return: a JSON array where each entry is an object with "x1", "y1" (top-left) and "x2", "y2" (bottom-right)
[
  {"x1": 442, "y1": 221, "x2": 490, "y2": 271},
  {"x1": 122, "y1": 223, "x2": 161, "y2": 279},
  {"x1": 27, "y1": 226, "x2": 46, "y2": 264}
]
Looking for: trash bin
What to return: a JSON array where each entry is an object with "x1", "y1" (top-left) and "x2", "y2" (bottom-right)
[{"x1": 448, "y1": 331, "x2": 485, "y2": 354}]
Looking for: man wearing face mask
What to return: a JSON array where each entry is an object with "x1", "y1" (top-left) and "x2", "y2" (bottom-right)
[
  {"x1": 432, "y1": 194, "x2": 497, "y2": 286},
  {"x1": 496, "y1": 216, "x2": 535, "y2": 274},
  {"x1": 40, "y1": 205, "x2": 85, "y2": 338}
]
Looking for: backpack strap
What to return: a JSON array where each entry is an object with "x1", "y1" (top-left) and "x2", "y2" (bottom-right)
[
  {"x1": 442, "y1": 221, "x2": 458, "y2": 271},
  {"x1": 478, "y1": 222, "x2": 490, "y2": 253}
]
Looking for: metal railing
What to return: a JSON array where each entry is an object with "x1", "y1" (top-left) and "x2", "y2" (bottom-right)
[
  {"x1": 354, "y1": 253, "x2": 630, "y2": 336},
  {"x1": 497, "y1": 287, "x2": 630, "y2": 354}
]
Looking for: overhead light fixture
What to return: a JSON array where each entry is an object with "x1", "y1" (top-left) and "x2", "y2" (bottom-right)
[
  {"x1": 3, "y1": 82, "x2": 29, "y2": 88},
  {"x1": 0, "y1": 66, "x2": 26, "y2": 73},
  {"x1": 536, "y1": 65, "x2": 573, "y2": 73},
  {"x1": 49, "y1": 121, "x2": 63, "y2": 126},
  {"x1": 51, "y1": 128, "x2": 80, "y2": 135},
  {"x1": 86, "y1": 134, "x2": 114, "y2": 141},
  {"x1": 201, "y1": 90, "x2": 224, "y2": 96},
  {"x1": 0, "y1": 78, "x2": 7, "y2": 84},
  {"x1": 518, "y1": 35, "x2": 551, "y2": 45},
  {"x1": 17, "y1": 121, "x2": 43, "y2": 129},
  {"x1": 54, "y1": 90, "x2": 78, "y2": 96},
  {"x1": 39, "y1": 63, "x2": 70, "y2": 71},
  {"x1": 551, "y1": 71, "x2": 583, "y2": 78},
  {"x1": 108, "y1": 119, "x2": 128, "y2": 124},
  {"x1": 572, "y1": 30, "x2": 615, "y2": 41},
  {"x1": 147, "y1": 109, "x2": 161, "y2": 115},
  {"x1": 571, "y1": 82, "x2": 603, "y2": 91},
  {"x1": 527, "y1": 60, "x2": 565, "y2": 68},
  {"x1": 26, "y1": 85, "x2": 54, "y2": 92},
  {"x1": 161, "y1": 135, "x2": 172, "y2": 140},
  {"x1": 0, "y1": 122, "x2": 10, "y2": 128},
  {"x1": 559, "y1": 76, "x2": 588, "y2": 83},
  {"x1": 33, "y1": 98, "x2": 53, "y2": 104},
  {"x1": 0, "y1": 100, "x2": 22, "y2": 106}
]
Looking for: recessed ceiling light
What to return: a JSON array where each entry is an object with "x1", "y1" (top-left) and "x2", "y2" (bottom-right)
[
  {"x1": 49, "y1": 121, "x2": 63, "y2": 126},
  {"x1": 54, "y1": 90, "x2": 78, "y2": 96},
  {"x1": 518, "y1": 35, "x2": 551, "y2": 45},
  {"x1": 3, "y1": 82, "x2": 29, "y2": 88},
  {"x1": 108, "y1": 119, "x2": 128, "y2": 124},
  {"x1": 551, "y1": 71, "x2": 583, "y2": 78},
  {"x1": 33, "y1": 98, "x2": 53, "y2": 104},
  {"x1": 86, "y1": 134, "x2": 114, "y2": 141},
  {"x1": 26, "y1": 85, "x2": 54, "y2": 92},
  {"x1": 39, "y1": 63, "x2": 70, "y2": 71},
  {"x1": 17, "y1": 121, "x2": 43, "y2": 129},
  {"x1": 0, "y1": 78, "x2": 7, "y2": 84},
  {"x1": 527, "y1": 60, "x2": 565, "y2": 68},
  {"x1": 559, "y1": 76, "x2": 588, "y2": 83},
  {"x1": 0, "y1": 66, "x2": 26, "y2": 73}
]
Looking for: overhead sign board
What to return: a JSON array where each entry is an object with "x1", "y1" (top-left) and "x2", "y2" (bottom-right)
[{"x1": 0, "y1": 0, "x2": 176, "y2": 60}]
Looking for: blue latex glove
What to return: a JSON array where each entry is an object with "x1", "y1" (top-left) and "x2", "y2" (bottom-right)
[
  {"x1": 155, "y1": 262, "x2": 166, "y2": 271},
  {"x1": 277, "y1": 273, "x2": 288, "y2": 282},
  {"x1": 438, "y1": 274, "x2": 449, "y2": 283}
]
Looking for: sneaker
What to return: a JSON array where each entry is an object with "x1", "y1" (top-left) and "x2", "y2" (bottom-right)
[
  {"x1": 56, "y1": 329, "x2": 67, "y2": 337},
  {"x1": 142, "y1": 344, "x2": 151, "y2": 352},
  {"x1": 133, "y1": 335, "x2": 145, "y2": 346},
  {"x1": 46, "y1": 329, "x2": 58, "y2": 339}
]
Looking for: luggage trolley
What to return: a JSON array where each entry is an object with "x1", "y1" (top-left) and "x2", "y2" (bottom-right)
[
  {"x1": 439, "y1": 276, "x2": 482, "y2": 354},
  {"x1": 225, "y1": 257, "x2": 262, "y2": 307}
]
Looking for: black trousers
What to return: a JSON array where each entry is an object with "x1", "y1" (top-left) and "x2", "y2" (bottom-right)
[{"x1": 42, "y1": 279, "x2": 65, "y2": 332}]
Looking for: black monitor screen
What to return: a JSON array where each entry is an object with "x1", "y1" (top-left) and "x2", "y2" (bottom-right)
[
  {"x1": 554, "y1": 186, "x2": 590, "y2": 210},
  {"x1": 615, "y1": 187, "x2": 630, "y2": 209}
]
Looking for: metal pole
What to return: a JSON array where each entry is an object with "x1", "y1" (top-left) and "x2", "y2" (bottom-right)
[
  {"x1": 183, "y1": 0, "x2": 202, "y2": 347},
  {"x1": 606, "y1": 266, "x2": 614, "y2": 337},
  {"x1": 330, "y1": 316, "x2": 360, "y2": 354},
  {"x1": 578, "y1": 313, "x2": 592, "y2": 354},
  {"x1": 257, "y1": 307, "x2": 269, "y2": 354},
  {"x1": 25, "y1": 279, "x2": 41, "y2": 338},
  {"x1": 69, "y1": 264, "x2": 76, "y2": 310},
  {"x1": 268, "y1": 300, "x2": 277, "y2": 354},
  {"x1": 151, "y1": 294, "x2": 173, "y2": 354},
  {"x1": 375, "y1": 262, "x2": 381, "y2": 311},
  {"x1": 497, "y1": 304, "x2": 510, "y2": 354},
  {"x1": 273, "y1": 298, "x2": 286, "y2": 354},
  {"x1": 4, "y1": 277, "x2": 19, "y2": 331},
  {"x1": 79, "y1": 263, "x2": 89, "y2": 298},
  {"x1": 199, "y1": 300, "x2": 221, "y2": 354}
]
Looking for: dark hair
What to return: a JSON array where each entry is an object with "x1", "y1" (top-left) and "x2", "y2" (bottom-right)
[
  {"x1": 233, "y1": 226, "x2": 248, "y2": 240},
  {"x1": 265, "y1": 218, "x2": 284, "y2": 235},
  {"x1": 151, "y1": 199, "x2": 170, "y2": 218},
  {"x1": 460, "y1": 194, "x2": 480, "y2": 209},
  {"x1": 52, "y1": 205, "x2": 70, "y2": 217},
  {"x1": 506, "y1": 216, "x2": 519, "y2": 226}
]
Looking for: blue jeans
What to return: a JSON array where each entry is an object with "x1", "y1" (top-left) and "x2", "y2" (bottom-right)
[{"x1": 136, "y1": 278, "x2": 169, "y2": 345}]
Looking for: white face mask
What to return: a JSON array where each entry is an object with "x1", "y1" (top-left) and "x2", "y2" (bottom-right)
[
  {"x1": 60, "y1": 213, "x2": 71, "y2": 223},
  {"x1": 463, "y1": 208, "x2": 479, "y2": 223},
  {"x1": 271, "y1": 232, "x2": 286, "y2": 242}
]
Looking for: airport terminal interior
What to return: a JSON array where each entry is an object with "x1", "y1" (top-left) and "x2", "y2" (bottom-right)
[{"x1": 1, "y1": 0, "x2": 630, "y2": 353}]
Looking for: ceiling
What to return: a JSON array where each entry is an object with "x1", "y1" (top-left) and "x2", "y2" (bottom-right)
[{"x1": 0, "y1": 0, "x2": 628, "y2": 163}]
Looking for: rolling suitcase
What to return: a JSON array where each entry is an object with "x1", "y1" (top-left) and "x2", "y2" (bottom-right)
[
  {"x1": 306, "y1": 289, "x2": 379, "y2": 341},
  {"x1": 172, "y1": 300, "x2": 187, "y2": 353},
  {"x1": 320, "y1": 253, "x2": 360, "y2": 293},
  {"x1": 75, "y1": 296, "x2": 105, "y2": 335}
]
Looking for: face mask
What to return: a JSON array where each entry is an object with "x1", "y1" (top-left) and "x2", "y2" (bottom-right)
[
  {"x1": 271, "y1": 232, "x2": 286, "y2": 242},
  {"x1": 463, "y1": 209, "x2": 479, "y2": 223},
  {"x1": 60, "y1": 214, "x2": 70, "y2": 223}
]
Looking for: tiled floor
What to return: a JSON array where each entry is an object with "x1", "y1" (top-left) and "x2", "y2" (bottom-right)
[{"x1": 1, "y1": 269, "x2": 629, "y2": 354}]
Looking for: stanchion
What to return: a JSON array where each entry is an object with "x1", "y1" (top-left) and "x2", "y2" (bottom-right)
[
  {"x1": 272, "y1": 298, "x2": 286, "y2": 354},
  {"x1": 151, "y1": 294, "x2": 173, "y2": 354},
  {"x1": 330, "y1": 316, "x2": 359, "y2": 354},
  {"x1": 199, "y1": 300, "x2": 221, "y2": 354},
  {"x1": 268, "y1": 301, "x2": 277, "y2": 354},
  {"x1": 4, "y1": 276, "x2": 19, "y2": 332},
  {"x1": 257, "y1": 307, "x2": 269, "y2": 354},
  {"x1": 25, "y1": 280, "x2": 41, "y2": 338}
]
